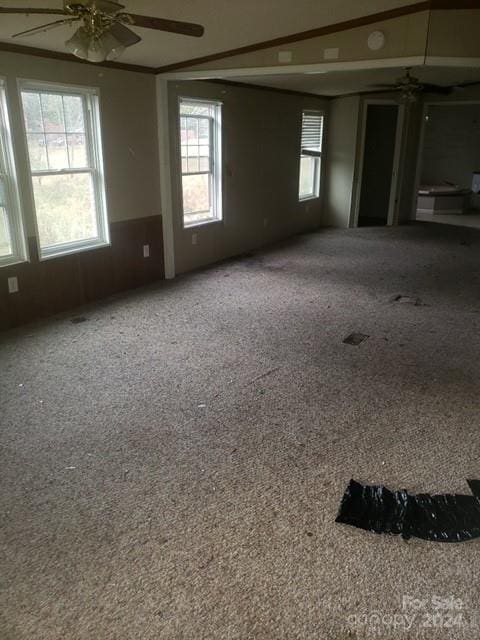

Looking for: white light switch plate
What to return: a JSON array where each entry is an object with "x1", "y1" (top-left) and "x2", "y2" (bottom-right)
[
  {"x1": 8, "y1": 276, "x2": 19, "y2": 294},
  {"x1": 143, "y1": 244, "x2": 150, "y2": 258}
]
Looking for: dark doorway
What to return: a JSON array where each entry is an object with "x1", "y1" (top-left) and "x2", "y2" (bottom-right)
[{"x1": 358, "y1": 104, "x2": 399, "y2": 227}]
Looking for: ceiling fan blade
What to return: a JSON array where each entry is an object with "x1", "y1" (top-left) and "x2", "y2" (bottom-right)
[
  {"x1": 0, "y1": 7, "x2": 67, "y2": 15},
  {"x1": 123, "y1": 13, "x2": 204, "y2": 37},
  {"x1": 368, "y1": 84, "x2": 398, "y2": 89},
  {"x1": 97, "y1": 0, "x2": 124, "y2": 12},
  {"x1": 12, "y1": 17, "x2": 79, "y2": 38},
  {"x1": 65, "y1": 0, "x2": 125, "y2": 13},
  {"x1": 421, "y1": 83, "x2": 452, "y2": 95},
  {"x1": 109, "y1": 22, "x2": 141, "y2": 47},
  {"x1": 452, "y1": 80, "x2": 480, "y2": 90},
  {"x1": 359, "y1": 88, "x2": 400, "y2": 95}
]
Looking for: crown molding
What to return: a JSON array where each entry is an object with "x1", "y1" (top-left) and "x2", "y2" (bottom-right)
[{"x1": 0, "y1": 41, "x2": 156, "y2": 74}]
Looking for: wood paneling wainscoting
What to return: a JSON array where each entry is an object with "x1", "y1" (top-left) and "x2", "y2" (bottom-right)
[{"x1": 0, "y1": 215, "x2": 164, "y2": 331}]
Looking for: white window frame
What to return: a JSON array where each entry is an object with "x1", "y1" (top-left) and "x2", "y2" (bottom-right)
[
  {"x1": 0, "y1": 79, "x2": 27, "y2": 267},
  {"x1": 19, "y1": 80, "x2": 109, "y2": 260},
  {"x1": 178, "y1": 97, "x2": 222, "y2": 228},
  {"x1": 298, "y1": 110, "x2": 324, "y2": 202}
]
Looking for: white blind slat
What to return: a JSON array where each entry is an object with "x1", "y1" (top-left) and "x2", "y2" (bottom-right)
[{"x1": 301, "y1": 112, "x2": 324, "y2": 154}]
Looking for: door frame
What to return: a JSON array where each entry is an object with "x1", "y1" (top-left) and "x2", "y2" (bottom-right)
[{"x1": 351, "y1": 99, "x2": 405, "y2": 228}]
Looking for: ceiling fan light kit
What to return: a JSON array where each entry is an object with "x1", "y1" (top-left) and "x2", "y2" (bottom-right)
[
  {"x1": 65, "y1": 26, "x2": 124, "y2": 62},
  {"x1": 0, "y1": 0, "x2": 205, "y2": 63}
]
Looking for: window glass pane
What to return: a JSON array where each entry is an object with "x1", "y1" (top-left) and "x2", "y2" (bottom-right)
[
  {"x1": 199, "y1": 156, "x2": 210, "y2": 172},
  {"x1": 199, "y1": 144, "x2": 210, "y2": 172},
  {"x1": 21, "y1": 92, "x2": 43, "y2": 132},
  {"x1": 45, "y1": 133, "x2": 68, "y2": 170},
  {"x1": 0, "y1": 206, "x2": 12, "y2": 257},
  {"x1": 63, "y1": 95, "x2": 85, "y2": 133},
  {"x1": 32, "y1": 172, "x2": 98, "y2": 248},
  {"x1": 181, "y1": 124, "x2": 211, "y2": 176},
  {"x1": 182, "y1": 173, "x2": 210, "y2": 215},
  {"x1": 67, "y1": 133, "x2": 87, "y2": 168},
  {"x1": 199, "y1": 144, "x2": 210, "y2": 159},
  {"x1": 180, "y1": 103, "x2": 212, "y2": 117},
  {"x1": 24, "y1": 92, "x2": 89, "y2": 172},
  {"x1": 186, "y1": 117, "x2": 197, "y2": 143},
  {"x1": 299, "y1": 156, "x2": 316, "y2": 198},
  {"x1": 180, "y1": 117, "x2": 187, "y2": 144},
  {"x1": 40, "y1": 93, "x2": 65, "y2": 133},
  {"x1": 187, "y1": 156, "x2": 199, "y2": 173},
  {"x1": 198, "y1": 119, "x2": 210, "y2": 144},
  {"x1": 26, "y1": 134, "x2": 48, "y2": 171}
]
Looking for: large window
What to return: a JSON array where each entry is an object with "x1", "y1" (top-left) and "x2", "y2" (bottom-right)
[
  {"x1": 179, "y1": 98, "x2": 222, "y2": 227},
  {"x1": 299, "y1": 110, "x2": 324, "y2": 201},
  {"x1": 20, "y1": 83, "x2": 108, "y2": 259},
  {"x1": 0, "y1": 80, "x2": 26, "y2": 266}
]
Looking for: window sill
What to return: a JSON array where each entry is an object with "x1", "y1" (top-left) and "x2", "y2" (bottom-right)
[
  {"x1": 39, "y1": 238, "x2": 111, "y2": 261},
  {"x1": 183, "y1": 218, "x2": 223, "y2": 230},
  {"x1": 299, "y1": 195, "x2": 320, "y2": 203},
  {"x1": 0, "y1": 255, "x2": 28, "y2": 269}
]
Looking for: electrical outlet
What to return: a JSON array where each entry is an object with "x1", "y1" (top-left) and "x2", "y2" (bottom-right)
[
  {"x1": 192, "y1": 233, "x2": 197, "y2": 245},
  {"x1": 8, "y1": 276, "x2": 19, "y2": 294},
  {"x1": 143, "y1": 244, "x2": 150, "y2": 258}
]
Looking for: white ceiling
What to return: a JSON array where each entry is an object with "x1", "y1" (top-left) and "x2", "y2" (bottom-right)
[
  {"x1": 227, "y1": 66, "x2": 480, "y2": 97},
  {"x1": 0, "y1": 0, "x2": 413, "y2": 68}
]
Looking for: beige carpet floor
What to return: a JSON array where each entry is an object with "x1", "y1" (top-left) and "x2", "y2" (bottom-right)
[{"x1": 2, "y1": 222, "x2": 480, "y2": 639}]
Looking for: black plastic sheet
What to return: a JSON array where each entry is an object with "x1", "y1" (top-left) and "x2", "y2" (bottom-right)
[{"x1": 336, "y1": 479, "x2": 480, "y2": 543}]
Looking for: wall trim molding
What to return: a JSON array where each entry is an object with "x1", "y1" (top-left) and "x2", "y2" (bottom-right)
[
  {"x1": 425, "y1": 56, "x2": 480, "y2": 66},
  {"x1": 205, "y1": 78, "x2": 332, "y2": 100},
  {"x1": 0, "y1": 41, "x2": 157, "y2": 75},
  {"x1": 161, "y1": 57, "x2": 427, "y2": 81}
]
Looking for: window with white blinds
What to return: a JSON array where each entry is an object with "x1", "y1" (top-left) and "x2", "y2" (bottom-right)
[{"x1": 298, "y1": 110, "x2": 324, "y2": 201}]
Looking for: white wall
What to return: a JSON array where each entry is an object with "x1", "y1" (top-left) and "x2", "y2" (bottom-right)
[
  {"x1": 323, "y1": 95, "x2": 360, "y2": 228},
  {"x1": 0, "y1": 50, "x2": 160, "y2": 237},
  {"x1": 421, "y1": 103, "x2": 480, "y2": 190},
  {"x1": 166, "y1": 80, "x2": 329, "y2": 274}
]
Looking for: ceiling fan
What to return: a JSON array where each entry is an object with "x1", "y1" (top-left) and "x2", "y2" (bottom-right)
[
  {"x1": 368, "y1": 67, "x2": 452, "y2": 101},
  {"x1": 0, "y1": 1, "x2": 205, "y2": 63}
]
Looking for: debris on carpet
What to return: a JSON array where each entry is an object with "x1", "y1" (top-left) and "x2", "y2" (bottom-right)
[
  {"x1": 389, "y1": 294, "x2": 423, "y2": 306},
  {"x1": 336, "y1": 479, "x2": 480, "y2": 543},
  {"x1": 343, "y1": 333, "x2": 369, "y2": 346}
]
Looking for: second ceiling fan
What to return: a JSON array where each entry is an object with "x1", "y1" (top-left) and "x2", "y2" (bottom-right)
[
  {"x1": 0, "y1": 1, "x2": 205, "y2": 62},
  {"x1": 368, "y1": 68, "x2": 452, "y2": 101}
]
